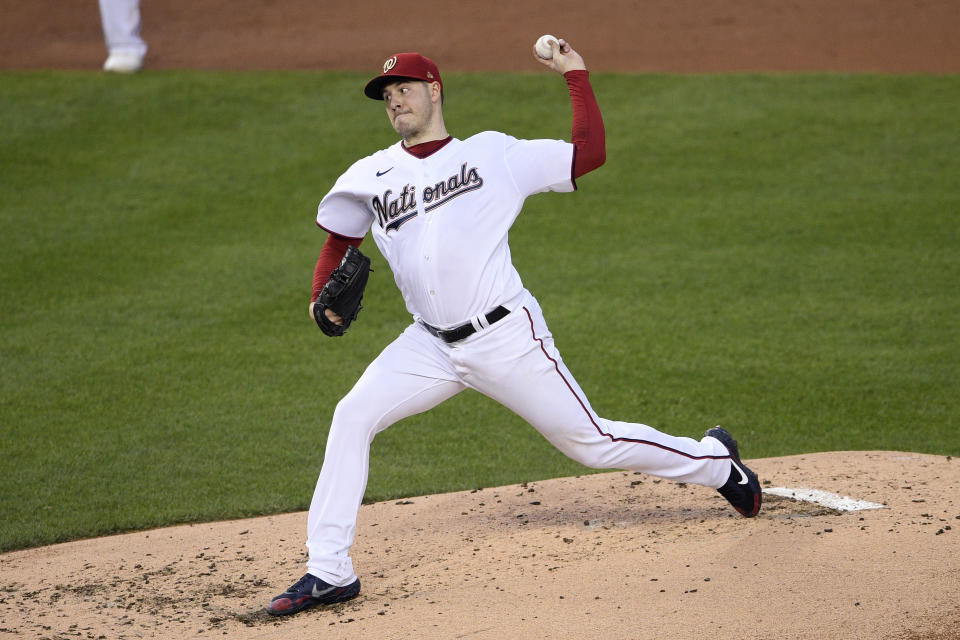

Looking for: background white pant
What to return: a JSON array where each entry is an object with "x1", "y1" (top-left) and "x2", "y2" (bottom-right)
[
  {"x1": 306, "y1": 291, "x2": 732, "y2": 585},
  {"x1": 98, "y1": 0, "x2": 147, "y2": 56}
]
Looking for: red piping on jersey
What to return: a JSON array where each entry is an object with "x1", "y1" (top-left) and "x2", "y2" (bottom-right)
[{"x1": 522, "y1": 307, "x2": 731, "y2": 461}]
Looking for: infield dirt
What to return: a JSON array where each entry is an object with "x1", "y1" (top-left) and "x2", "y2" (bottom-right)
[
  {"x1": 2, "y1": 452, "x2": 958, "y2": 639},
  {"x1": 1, "y1": 0, "x2": 959, "y2": 73},
  {"x1": 2, "y1": 2, "x2": 959, "y2": 639}
]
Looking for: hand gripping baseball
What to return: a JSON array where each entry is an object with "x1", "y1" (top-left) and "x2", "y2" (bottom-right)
[
  {"x1": 532, "y1": 37, "x2": 587, "y2": 74},
  {"x1": 312, "y1": 246, "x2": 372, "y2": 337}
]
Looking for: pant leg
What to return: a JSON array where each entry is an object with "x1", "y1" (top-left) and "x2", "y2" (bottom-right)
[
  {"x1": 305, "y1": 323, "x2": 465, "y2": 585},
  {"x1": 98, "y1": 0, "x2": 147, "y2": 55},
  {"x1": 455, "y1": 294, "x2": 731, "y2": 488}
]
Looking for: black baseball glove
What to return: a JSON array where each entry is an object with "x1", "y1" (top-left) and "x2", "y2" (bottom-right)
[{"x1": 312, "y1": 246, "x2": 372, "y2": 337}]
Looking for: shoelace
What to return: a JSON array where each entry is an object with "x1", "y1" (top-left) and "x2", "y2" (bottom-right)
[{"x1": 289, "y1": 574, "x2": 312, "y2": 592}]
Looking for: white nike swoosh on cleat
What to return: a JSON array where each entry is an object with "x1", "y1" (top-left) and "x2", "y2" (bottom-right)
[
  {"x1": 730, "y1": 459, "x2": 749, "y2": 485},
  {"x1": 311, "y1": 584, "x2": 337, "y2": 598}
]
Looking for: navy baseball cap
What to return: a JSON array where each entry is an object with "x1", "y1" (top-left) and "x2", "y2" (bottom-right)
[{"x1": 364, "y1": 53, "x2": 443, "y2": 100}]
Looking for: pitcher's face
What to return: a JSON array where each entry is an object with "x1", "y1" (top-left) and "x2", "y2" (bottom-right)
[{"x1": 382, "y1": 80, "x2": 439, "y2": 141}]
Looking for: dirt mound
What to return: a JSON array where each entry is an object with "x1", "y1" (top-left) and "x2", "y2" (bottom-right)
[{"x1": 2, "y1": 451, "x2": 957, "y2": 639}]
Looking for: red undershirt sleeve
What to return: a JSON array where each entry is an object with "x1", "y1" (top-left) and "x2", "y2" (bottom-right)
[
  {"x1": 311, "y1": 232, "x2": 364, "y2": 302},
  {"x1": 564, "y1": 69, "x2": 606, "y2": 179}
]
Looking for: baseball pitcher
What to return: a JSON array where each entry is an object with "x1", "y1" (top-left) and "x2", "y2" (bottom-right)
[{"x1": 267, "y1": 39, "x2": 762, "y2": 616}]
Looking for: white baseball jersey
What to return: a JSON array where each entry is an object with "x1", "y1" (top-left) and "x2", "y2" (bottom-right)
[{"x1": 316, "y1": 131, "x2": 574, "y2": 328}]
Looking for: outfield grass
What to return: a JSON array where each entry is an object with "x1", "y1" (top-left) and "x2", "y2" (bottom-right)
[{"x1": 1, "y1": 71, "x2": 957, "y2": 552}]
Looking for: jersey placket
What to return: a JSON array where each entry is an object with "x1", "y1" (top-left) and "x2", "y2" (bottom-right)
[{"x1": 415, "y1": 160, "x2": 443, "y2": 323}]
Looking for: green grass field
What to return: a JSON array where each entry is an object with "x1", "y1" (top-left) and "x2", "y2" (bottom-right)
[{"x1": 1, "y1": 71, "x2": 957, "y2": 552}]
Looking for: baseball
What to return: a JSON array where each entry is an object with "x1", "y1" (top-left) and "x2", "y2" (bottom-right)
[{"x1": 535, "y1": 34, "x2": 559, "y2": 60}]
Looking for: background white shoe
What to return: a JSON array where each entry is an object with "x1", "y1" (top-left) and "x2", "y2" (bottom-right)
[{"x1": 103, "y1": 51, "x2": 144, "y2": 73}]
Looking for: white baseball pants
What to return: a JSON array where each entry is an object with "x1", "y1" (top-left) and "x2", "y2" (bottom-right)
[
  {"x1": 306, "y1": 290, "x2": 732, "y2": 585},
  {"x1": 98, "y1": 0, "x2": 147, "y2": 56}
]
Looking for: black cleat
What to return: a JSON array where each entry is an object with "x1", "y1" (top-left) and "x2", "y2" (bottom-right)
[
  {"x1": 266, "y1": 573, "x2": 361, "y2": 616},
  {"x1": 705, "y1": 426, "x2": 762, "y2": 517}
]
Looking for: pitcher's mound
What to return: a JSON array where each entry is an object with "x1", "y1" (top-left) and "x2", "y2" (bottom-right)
[{"x1": 1, "y1": 451, "x2": 957, "y2": 639}]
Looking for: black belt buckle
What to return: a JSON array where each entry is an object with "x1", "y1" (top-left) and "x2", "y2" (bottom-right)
[{"x1": 424, "y1": 306, "x2": 510, "y2": 344}]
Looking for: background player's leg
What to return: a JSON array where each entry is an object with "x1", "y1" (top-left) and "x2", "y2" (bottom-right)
[
  {"x1": 305, "y1": 324, "x2": 465, "y2": 585},
  {"x1": 459, "y1": 296, "x2": 731, "y2": 488},
  {"x1": 98, "y1": 0, "x2": 147, "y2": 71}
]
